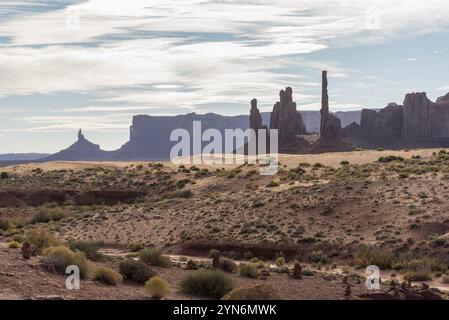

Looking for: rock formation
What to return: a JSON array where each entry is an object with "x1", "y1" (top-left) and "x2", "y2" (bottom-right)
[
  {"x1": 43, "y1": 129, "x2": 110, "y2": 161},
  {"x1": 358, "y1": 103, "x2": 403, "y2": 139},
  {"x1": 402, "y1": 92, "x2": 432, "y2": 138},
  {"x1": 250, "y1": 99, "x2": 263, "y2": 130},
  {"x1": 270, "y1": 87, "x2": 307, "y2": 145},
  {"x1": 267, "y1": 87, "x2": 309, "y2": 152},
  {"x1": 345, "y1": 91, "x2": 449, "y2": 148},
  {"x1": 312, "y1": 71, "x2": 353, "y2": 152}
]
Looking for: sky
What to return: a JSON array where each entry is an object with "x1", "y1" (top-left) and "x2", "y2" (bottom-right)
[{"x1": 0, "y1": 0, "x2": 449, "y2": 153}]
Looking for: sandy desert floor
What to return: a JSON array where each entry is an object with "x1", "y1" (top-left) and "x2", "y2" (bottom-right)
[{"x1": 1, "y1": 148, "x2": 449, "y2": 300}]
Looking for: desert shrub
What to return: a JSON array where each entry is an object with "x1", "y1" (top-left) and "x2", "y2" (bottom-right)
[
  {"x1": 140, "y1": 248, "x2": 171, "y2": 268},
  {"x1": 208, "y1": 249, "x2": 220, "y2": 258},
  {"x1": 68, "y1": 240, "x2": 104, "y2": 261},
  {"x1": 31, "y1": 209, "x2": 66, "y2": 224},
  {"x1": 404, "y1": 270, "x2": 432, "y2": 282},
  {"x1": 145, "y1": 276, "x2": 171, "y2": 299},
  {"x1": 442, "y1": 275, "x2": 449, "y2": 284},
  {"x1": 222, "y1": 284, "x2": 282, "y2": 300},
  {"x1": 8, "y1": 241, "x2": 21, "y2": 249},
  {"x1": 219, "y1": 258, "x2": 237, "y2": 273},
  {"x1": 378, "y1": 156, "x2": 404, "y2": 163},
  {"x1": 243, "y1": 251, "x2": 254, "y2": 260},
  {"x1": 239, "y1": 263, "x2": 259, "y2": 278},
  {"x1": 308, "y1": 250, "x2": 328, "y2": 264},
  {"x1": 127, "y1": 242, "x2": 144, "y2": 252},
  {"x1": 0, "y1": 172, "x2": 9, "y2": 179},
  {"x1": 0, "y1": 218, "x2": 11, "y2": 231},
  {"x1": 275, "y1": 257, "x2": 286, "y2": 267},
  {"x1": 313, "y1": 163, "x2": 323, "y2": 168},
  {"x1": 94, "y1": 267, "x2": 122, "y2": 285},
  {"x1": 43, "y1": 246, "x2": 88, "y2": 278},
  {"x1": 355, "y1": 246, "x2": 395, "y2": 269},
  {"x1": 26, "y1": 229, "x2": 60, "y2": 249},
  {"x1": 119, "y1": 260, "x2": 155, "y2": 283},
  {"x1": 340, "y1": 160, "x2": 350, "y2": 165},
  {"x1": 266, "y1": 180, "x2": 279, "y2": 188},
  {"x1": 180, "y1": 270, "x2": 233, "y2": 299}
]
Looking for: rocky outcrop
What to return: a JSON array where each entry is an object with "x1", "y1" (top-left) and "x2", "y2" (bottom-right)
[
  {"x1": 43, "y1": 129, "x2": 110, "y2": 161},
  {"x1": 270, "y1": 87, "x2": 307, "y2": 145},
  {"x1": 312, "y1": 71, "x2": 353, "y2": 152},
  {"x1": 346, "y1": 91, "x2": 449, "y2": 148},
  {"x1": 250, "y1": 99, "x2": 263, "y2": 130},
  {"x1": 359, "y1": 103, "x2": 403, "y2": 139},
  {"x1": 402, "y1": 92, "x2": 432, "y2": 138}
]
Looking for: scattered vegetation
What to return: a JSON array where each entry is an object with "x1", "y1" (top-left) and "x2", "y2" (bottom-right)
[
  {"x1": 43, "y1": 246, "x2": 88, "y2": 279},
  {"x1": 119, "y1": 260, "x2": 155, "y2": 283},
  {"x1": 140, "y1": 248, "x2": 171, "y2": 268},
  {"x1": 145, "y1": 277, "x2": 171, "y2": 299},
  {"x1": 94, "y1": 267, "x2": 123, "y2": 285},
  {"x1": 181, "y1": 270, "x2": 234, "y2": 299},
  {"x1": 239, "y1": 263, "x2": 259, "y2": 278},
  {"x1": 68, "y1": 240, "x2": 104, "y2": 261}
]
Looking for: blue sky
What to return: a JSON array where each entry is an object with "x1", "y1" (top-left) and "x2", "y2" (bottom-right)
[{"x1": 0, "y1": 0, "x2": 449, "y2": 153}]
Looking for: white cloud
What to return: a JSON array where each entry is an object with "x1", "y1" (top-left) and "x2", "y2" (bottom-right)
[{"x1": 0, "y1": 0, "x2": 449, "y2": 134}]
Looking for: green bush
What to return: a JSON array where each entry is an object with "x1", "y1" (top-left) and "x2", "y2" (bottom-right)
[
  {"x1": 140, "y1": 248, "x2": 171, "y2": 268},
  {"x1": 0, "y1": 218, "x2": 11, "y2": 231},
  {"x1": 127, "y1": 242, "x2": 144, "y2": 252},
  {"x1": 31, "y1": 209, "x2": 66, "y2": 224},
  {"x1": 377, "y1": 156, "x2": 404, "y2": 163},
  {"x1": 266, "y1": 180, "x2": 279, "y2": 188},
  {"x1": 26, "y1": 229, "x2": 60, "y2": 249},
  {"x1": 8, "y1": 241, "x2": 21, "y2": 249},
  {"x1": 119, "y1": 260, "x2": 155, "y2": 283},
  {"x1": 239, "y1": 263, "x2": 259, "y2": 278},
  {"x1": 43, "y1": 246, "x2": 88, "y2": 279},
  {"x1": 222, "y1": 284, "x2": 282, "y2": 300},
  {"x1": 404, "y1": 271, "x2": 432, "y2": 282},
  {"x1": 94, "y1": 267, "x2": 122, "y2": 285},
  {"x1": 308, "y1": 250, "x2": 328, "y2": 264},
  {"x1": 219, "y1": 258, "x2": 237, "y2": 273},
  {"x1": 355, "y1": 246, "x2": 395, "y2": 269},
  {"x1": 275, "y1": 257, "x2": 286, "y2": 267},
  {"x1": 208, "y1": 249, "x2": 220, "y2": 258},
  {"x1": 68, "y1": 240, "x2": 104, "y2": 261},
  {"x1": 0, "y1": 172, "x2": 9, "y2": 179},
  {"x1": 145, "y1": 276, "x2": 171, "y2": 299},
  {"x1": 180, "y1": 270, "x2": 233, "y2": 299}
]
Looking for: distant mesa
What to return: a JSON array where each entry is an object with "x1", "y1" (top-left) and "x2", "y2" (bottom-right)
[
  {"x1": 343, "y1": 91, "x2": 449, "y2": 148},
  {"x1": 37, "y1": 71, "x2": 449, "y2": 162}
]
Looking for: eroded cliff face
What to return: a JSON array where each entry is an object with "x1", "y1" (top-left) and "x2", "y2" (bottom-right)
[
  {"x1": 250, "y1": 99, "x2": 263, "y2": 130},
  {"x1": 311, "y1": 71, "x2": 353, "y2": 153},
  {"x1": 270, "y1": 87, "x2": 307, "y2": 144},
  {"x1": 430, "y1": 95, "x2": 449, "y2": 138},
  {"x1": 360, "y1": 103, "x2": 403, "y2": 139},
  {"x1": 402, "y1": 92, "x2": 432, "y2": 138},
  {"x1": 346, "y1": 92, "x2": 449, "y2": 148}
]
